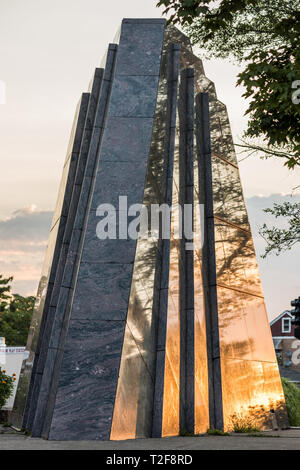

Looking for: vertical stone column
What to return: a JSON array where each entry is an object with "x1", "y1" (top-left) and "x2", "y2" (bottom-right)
[
  {"x1": 196, "y1": 92, "x2": 223, "y2": 430},
  {"x1": 179, "y1": 68, "x2": 195, "y2": 434}
]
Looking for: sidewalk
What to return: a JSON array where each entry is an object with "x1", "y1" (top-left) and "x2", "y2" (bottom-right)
[{"x1": 1, "y1": 426, "x2": 300, "y2": 450}]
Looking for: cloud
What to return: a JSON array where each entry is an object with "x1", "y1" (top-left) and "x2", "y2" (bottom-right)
[
  {"x1": 0, "y1": 205, "x2": 52, "y2": 243},
  {"x1": 0, "y1": 206, "x2": 53, "y2": 296}
]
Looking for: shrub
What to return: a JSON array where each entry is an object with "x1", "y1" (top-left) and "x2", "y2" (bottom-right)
[
  {"x1": 0, "y1": 367, "x2": 14, "y2": 410},
  {"x1": 281, "y1": 377, "x2": 300, "y2": 426}
]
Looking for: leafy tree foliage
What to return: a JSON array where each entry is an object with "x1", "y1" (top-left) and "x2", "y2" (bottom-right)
[
  {"x1": 236, "y1": 141, "x2": 300, "y2": 169},
  {"x1": 158, "y1": 0, "x2": 300, "y2": 166},
  {"x1": 259, "y1": 202, "x2": 300, "y2": 257},
  {"x1": 0, "y1": 276, "x2": 35, "y2": 346},
  {"x1": 236, "y1": 46, "x2": 300, "y2": 164},
  {"x1": 159, "y1": 0, "x2": 296, "y2": 57},
  {"x1": 0, "y1": 275, "x2": 13, "y2": 312}
]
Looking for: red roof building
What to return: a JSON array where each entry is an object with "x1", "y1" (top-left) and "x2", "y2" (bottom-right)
[{"x1": 271, "y1": 311, "x2": 300, "y2": 385}]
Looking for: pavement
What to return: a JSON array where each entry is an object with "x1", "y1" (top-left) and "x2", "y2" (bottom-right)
[{"x1": 1, "y1": 425, "x2": 300, "y2": 450}]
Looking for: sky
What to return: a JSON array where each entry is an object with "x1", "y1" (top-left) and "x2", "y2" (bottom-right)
[{"x1": 0, "y1": 0, "x2": 299, "y2": 320}]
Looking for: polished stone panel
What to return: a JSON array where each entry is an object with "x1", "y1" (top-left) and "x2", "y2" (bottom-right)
[
  {"x1": 208, "y1": 85, "x2": 286, "y2": 431},
  {"x1": 109, "y1": 76, "x2": 160, "y2": 118},
  {"x1": 91, "y1": 159, "x2": 148, "y2": 208},
  {"x1": 110, "y1": 324, "x2": 156, "y2": 440},
  {"x1": 162, "y1": 243, "x2": 181, "y2": 436},
  {"x1": 162, "y1": 79, "x2": 181, "y2": 438},
  {"x1": 49, "y1": 320, "x2": 125, "y2": 440},
  {"x1": 211, "y1": 156, "x2": 249, "y2": 229},
  {"x1": 193, "y1": 116, "x2": 209, "y2": 435},
  {"x1": 214, "y1": 221, "x2": 263, "y2": 297},
  {"x1": 208, "y1": 92, "x2": 285, "y2": 430},
  {"x1": 151, "y1": 41, "x2": 181, "y2": 438},
  {"x1": 220, "y1": 357, "x2": 286, "y2": 431},
  {"x1": 99, "y1": 117, "x2": 154, "y2": 162},
  {"x1": 115, "y1": 22, "x2": 165, "y2": 76},
  {"x1": 72, "y1": 263, "x2": 133, "y2": 321}
]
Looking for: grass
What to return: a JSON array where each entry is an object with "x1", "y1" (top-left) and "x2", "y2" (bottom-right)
[
  {"x1": 281, "y1": 378, "x2": 300, "y2": 426},
  {"x1": 230, "y1": 413, "x2": 261, "y2": 434},
  {"x1": 206, "y1": 428, "x2": 230, "y2": 436}
]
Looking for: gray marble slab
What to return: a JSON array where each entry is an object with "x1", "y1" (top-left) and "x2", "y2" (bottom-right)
[
  {"x1": 109, "y1": 76, "x2": 160, "y2": 118},
  {"x1": 49, "y1": 320, "x2": 126, "y2": 440},
  {"x1": 98, "y1": 117, "x2": 154, "y2": 162},
  {"x1": 115, "y1": 22, "x2": 165, "y2": 76},
  {"x1": 71, "y1": 262, "x2": 134, "y2": 321},
  {"x1": 91, "y1": 160, "x2": 148, "y2": 209}
]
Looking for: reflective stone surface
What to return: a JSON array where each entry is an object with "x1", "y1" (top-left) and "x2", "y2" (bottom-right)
[
  {"x1": 211, "y1": 152, "x2": 285, "y2": 428},
  {"x1": 171, "y1": 25, "x2": 286, "y2": 431},
  {"x1": 162, "y1": 192, "x2": 181, "y2": 437},
  {"x1": 173, "y1": 27, "x2": 210, "y2": 435},
  {"x1": 194, "y1": 125, "x2": 209, "y2": 435}
]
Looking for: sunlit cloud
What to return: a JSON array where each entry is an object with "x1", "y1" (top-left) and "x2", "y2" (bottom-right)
[{"x1": 0, "y1": 206, "x2": 52, "y2": 296}]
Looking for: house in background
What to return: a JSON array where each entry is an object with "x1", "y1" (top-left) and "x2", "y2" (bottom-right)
[{"x1": 270, "y1": 311, "x2": 300, "y2": 387}]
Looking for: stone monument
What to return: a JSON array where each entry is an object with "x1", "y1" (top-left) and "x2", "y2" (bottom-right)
[{"x1": 11, "y1": 19, "x2": 288, "y2": 440}]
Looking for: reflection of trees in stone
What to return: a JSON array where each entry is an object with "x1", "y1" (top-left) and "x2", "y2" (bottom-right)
[
  {"x1": 214, "y1": 222, "x2": 261, "y2": 295},
  {"x1": 168, "y1": 28, "x2": 262, "y2": 298},
  {"x1": 222, "y1": 357, "x2": 288, "y2": 431},
  {"x1": 211, "y1": 157, "x2": 248, "y2": 228},
  {"x1": 221, "y1": 340, "x2": 254, "y2": 361},
  {"x1": 216, "y1": 285, "x2": 254, "y2": 355},
  {"x1": 214, "y1": 285, "x2": 288, "y2": 431},
  {"x1": 209, "y1": 100, "x2": 237, "y2": 166},
  {"x1": 168, "y1": 25, "x2": 238, "y2": 169},
  {"x1": 27, "y1": 275, "x2": 48, "y2": 352},
  {"x1": 229, "y1": 401, "x2": 288, "y2": 432},
  {"x1": 164, "y1": 24, "x2": 288, "y2": 432}
]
